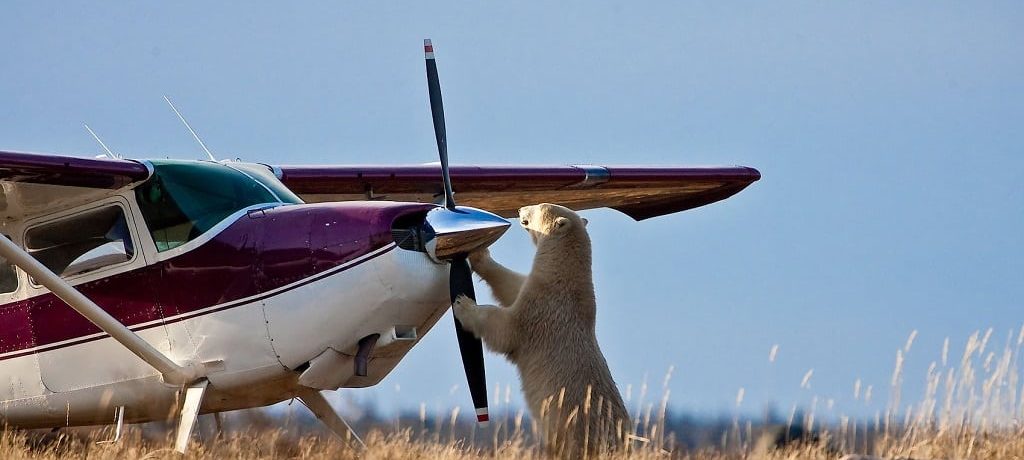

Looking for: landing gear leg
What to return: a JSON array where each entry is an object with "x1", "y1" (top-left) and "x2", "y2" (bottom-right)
[
  {"x1": 212, "y1": 412, "x2": 225, "y2": 439},
  {"x1": 174, "y1": 379, "x2": 209, "y2": 454},
  {"x1": 295, "y1": 387, "x2": 365, "y2": 451}
]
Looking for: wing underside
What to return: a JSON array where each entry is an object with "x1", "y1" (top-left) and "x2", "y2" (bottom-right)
[
  {"x1": 277, "y1": 164, "x2": 760, "y2": 220},
  {"x1": 0, "y1": 151, "x2": 151, "y2": 219}
]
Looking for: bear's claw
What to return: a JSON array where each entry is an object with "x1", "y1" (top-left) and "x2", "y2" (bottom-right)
[
  {"x1": 452, "y1": 294, "x2": 479, "y2": 328},
  {"x1": 453, "y1": 294, "x2": 477, "y2": 308}
]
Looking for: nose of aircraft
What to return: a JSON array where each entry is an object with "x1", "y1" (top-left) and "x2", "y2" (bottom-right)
[{"x1": 422, "y1": 206, "x2": 511, "y2": 261}]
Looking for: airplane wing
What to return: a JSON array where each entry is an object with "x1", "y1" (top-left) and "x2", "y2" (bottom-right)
[
  {"x1": 0, "y1": 151, "x2": 761, "y2": 220},
  {"x1": 276, "y1": 164, "x2": 760, "y2": 220},
  {"x1": 0, "y1": 150, "x2": 149, "y2": 189},
  {"x1": 0, "y1": 150, "x2": 152, "y2": 219}
]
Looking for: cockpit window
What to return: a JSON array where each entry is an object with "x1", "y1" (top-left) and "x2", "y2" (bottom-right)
[
  {"x1": 135, "y1": 161, "x2": 279, "y2": 251},
  {"x1": 26, "y1": 205, "x2": 135, "y2": 278}
]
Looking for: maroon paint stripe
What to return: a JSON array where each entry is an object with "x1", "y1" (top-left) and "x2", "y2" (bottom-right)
[
  {"x1": 0, "y1": 243, "x2": 396, "y2": 361},
  {"x1": 276, "y1": 164, "x2": 761, "y2": 195},
  {"x1": 278, "y1": 165, "x2": 586, "y2": 194}
]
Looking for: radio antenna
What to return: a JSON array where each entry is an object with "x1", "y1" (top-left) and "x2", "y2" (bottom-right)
[
  {"x1": 83, "y1": 123, "x2": 120, "y2": 159},
  {"x1": 163, "y1": 95, "x2": 217, "y2": 161}
]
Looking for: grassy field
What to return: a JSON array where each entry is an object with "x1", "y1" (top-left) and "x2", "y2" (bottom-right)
[
  {"x1": 2, "y1": 327, "x2": 1021, "y2": 459},
  {"x1": 3, "y1": 425, "x2": 1024, "y2": 460}
]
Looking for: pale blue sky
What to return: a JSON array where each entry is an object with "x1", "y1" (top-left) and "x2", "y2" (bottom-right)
[{"x1": 2, "y1": 2, "x2": 1022, "y2": 420}]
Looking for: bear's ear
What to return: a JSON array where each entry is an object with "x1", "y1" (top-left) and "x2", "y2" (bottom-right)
[
  {"x1": 582, "y1": 218, "x2": 589, "y2": 227},
  {"x1": 554, "y1": 216, "x2": 571, "y2": 232}
]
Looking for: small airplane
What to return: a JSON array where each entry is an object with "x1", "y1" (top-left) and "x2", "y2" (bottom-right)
[{"x1": 0, "y1": 40, "x2": 759, "y2": 452}]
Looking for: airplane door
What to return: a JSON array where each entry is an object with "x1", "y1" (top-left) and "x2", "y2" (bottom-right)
[
  {"x1": 0, "y1": 231, "x2": 48, "y2": 402},
  {"x1": 0, "y1": 302, "x2": 46, "y2": 401},
  {"x1": 154, "y1": 211, "x2": 277, "y2": 375},
  {"x1": 155, "y1": 241, "x2": 263, "y2": 362},
  {"x1": 30, "y1": 199, "x2": 169, "y2": 393}
]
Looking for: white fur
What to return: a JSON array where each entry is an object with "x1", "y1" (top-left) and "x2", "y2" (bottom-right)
[{"x1": 454, "y1": 203, "x2": 629, "y2": 457}]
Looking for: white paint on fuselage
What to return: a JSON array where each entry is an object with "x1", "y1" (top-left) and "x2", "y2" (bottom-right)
[
  {"x1": 0, "y1": 244, "x2": 451, "y2": 429},
  {"x1": 263, "y1": 243, "x2": 450, "y2": 370}
]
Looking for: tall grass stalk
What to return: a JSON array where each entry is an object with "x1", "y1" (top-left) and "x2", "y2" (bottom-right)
[{"x1": 3, "y1": 327, "x2": 1024, "y2": 458}]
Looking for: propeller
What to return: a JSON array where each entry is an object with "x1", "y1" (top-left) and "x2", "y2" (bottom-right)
[{"x1": 424, "y1": 38, "x2": 491, "y2": 425}]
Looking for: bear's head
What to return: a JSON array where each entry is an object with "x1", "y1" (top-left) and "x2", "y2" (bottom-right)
[{"x1": 517, "y1": 203, "x2": 589, "y2": 247}]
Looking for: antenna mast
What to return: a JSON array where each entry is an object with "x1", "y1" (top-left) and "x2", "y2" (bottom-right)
[
  {"x1": 163, "y1": 95, "x2": 217, "y2": 161},
  {"x1": 83, "y1": 123, "x2": 119, "y2": 159}
]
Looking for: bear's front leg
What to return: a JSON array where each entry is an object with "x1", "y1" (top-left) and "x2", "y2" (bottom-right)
[
  {"x1": 452, "y1": 294, "x2": 517, "y2": 355},
  {"x1": 468, "y1": 249, "x2": 526, "y2": 308}
]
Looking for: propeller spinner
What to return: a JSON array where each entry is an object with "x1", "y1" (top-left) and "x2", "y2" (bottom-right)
[{"x1": 423, "y1": 38, "x2": 505, "y2": 426}]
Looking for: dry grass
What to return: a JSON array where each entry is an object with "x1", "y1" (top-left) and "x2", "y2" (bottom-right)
[
  {"x1": 5, "y1": 427, "x2": 1024, "y2": 460},
  {"x1": 2, "y1": 326, "x2": 1022, "y2": 459}
]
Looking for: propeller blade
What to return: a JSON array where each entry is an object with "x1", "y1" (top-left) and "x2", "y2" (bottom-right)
[
  {"x1": 424, "y1": 38, "x2": 489, "y2": 426},
  {"x1": 449, "y1": 254, "x2": 489, "y2": 425},
  {"x1": 424, "y1": 38, "x2": 457, "y2": 210}
]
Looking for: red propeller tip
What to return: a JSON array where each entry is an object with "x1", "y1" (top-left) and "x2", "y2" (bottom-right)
[
  {"x1": 424, "y1": 39, "x2": 435, "y2": 58},
  {"x1": 476, "y1": 407, "x2": 489, "y2": 424}
]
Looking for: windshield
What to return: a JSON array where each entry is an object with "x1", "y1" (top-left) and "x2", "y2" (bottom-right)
[
  {"x1": 135, "y1": 160, "x2": 280, "y2": 251},
  {"x1": 227, "y1": 163, "x2": 303, "y2": 205}
]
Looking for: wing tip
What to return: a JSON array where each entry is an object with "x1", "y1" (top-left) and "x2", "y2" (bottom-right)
[{"x1": 614, "y1": 181, "x2": 758, "y2": 220}]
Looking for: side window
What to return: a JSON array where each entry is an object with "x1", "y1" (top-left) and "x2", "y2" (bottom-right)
[
  {"x1": 26, "y1": 205, "x2": 135, "y2": 279},
  {"x1": 0, "y1": 236, "x2": 17, "y2": 293}
]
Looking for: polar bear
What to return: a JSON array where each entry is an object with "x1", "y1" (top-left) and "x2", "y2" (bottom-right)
[{"x1": 453, "y1": 203, "x2": 630, "y2": 456}]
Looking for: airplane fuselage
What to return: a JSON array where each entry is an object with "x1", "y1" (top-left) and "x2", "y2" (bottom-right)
[{"x1": 0, "y1": 161, "x2": 453, "y2": 428}]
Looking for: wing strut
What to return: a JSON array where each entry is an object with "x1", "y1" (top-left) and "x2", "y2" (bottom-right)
[{"x1": 0, "y1": 236, "x2": 202, "y2": 385}]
